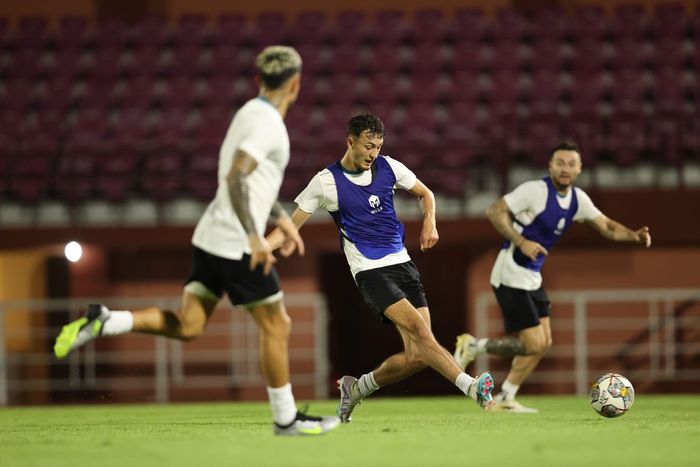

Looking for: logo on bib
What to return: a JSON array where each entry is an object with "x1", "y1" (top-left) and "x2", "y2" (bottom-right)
[
  {"x1": 368, "y1": 195, "x2": 383, "y2": 213},
  {"x1": 554, "y1": 217, "x2": 566, "y2": 235}
]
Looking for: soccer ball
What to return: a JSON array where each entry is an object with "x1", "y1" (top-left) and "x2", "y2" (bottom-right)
[{"x1": 590, "y1": 373, "x2": 635, "y2": 418}]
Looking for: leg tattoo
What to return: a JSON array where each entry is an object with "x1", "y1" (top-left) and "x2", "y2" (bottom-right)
[{"x1": 485, "y1": 336, "x2": 527, "y2": 357}]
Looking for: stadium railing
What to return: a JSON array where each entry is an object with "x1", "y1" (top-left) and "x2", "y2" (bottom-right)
[
  {"x1": 0, "y1": 293, "x2": 329, "y2": 406},
  {"x1": 473, "y1": 288, "x2": 700, "y2": 394}
]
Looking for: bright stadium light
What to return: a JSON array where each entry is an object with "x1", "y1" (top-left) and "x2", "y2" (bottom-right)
[{"x1": 64, "y1": 241, "x2": 83, "y2": 263}]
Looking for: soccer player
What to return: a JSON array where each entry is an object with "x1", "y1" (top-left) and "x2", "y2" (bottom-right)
[
  {"x1": 267, "y1": 113, "x2": 495, "y2": 423},
  {"x1": 453, "y1": 141, "x2": 652, "y2": 413},
  {"x1": 53, "y1": 46, "x2": 339, "y2": 436}
]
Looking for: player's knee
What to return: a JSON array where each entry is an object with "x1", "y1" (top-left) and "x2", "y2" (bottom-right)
[
  {"x1": 178, "y1": 324, "x2": 205, "y2": 342},
  {"x1": 524, "y1": 339, "x2": 547, "y2": 355},
  {"x1": 406, "y1": 355, "x2": 427, "y2": 372},
  {"x1": 542, "y1": 337, "x2": 553, "y2": 353},
  {"x1": 406, "y1": 320, "x2": 433, "y2": 343},
  {"x1": 259, "y1": 312, "x2": 291, "y2": 340}
]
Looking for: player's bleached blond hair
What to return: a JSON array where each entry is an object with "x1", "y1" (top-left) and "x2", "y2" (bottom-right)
[{"x1": 255, "y1": 45, "x2": 302, "y2": 90}]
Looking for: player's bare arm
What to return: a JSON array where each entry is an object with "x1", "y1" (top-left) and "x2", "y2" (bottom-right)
[
  {"x1": 486, "y1": 197, "x2": 548, "y2": 261},
  {"x1": 267, "y1": 208, "x2": 312, "y2": 252},
  {"x1": 227, "y1": 149, "x2": 275, "y2": 274},
  {"x1": 408, "y1": 179, "x2": 439, "y2": 251},
  {"x1": 269, "y1": 201, "x2": 305, "y2": 258},
  {"x1": 588, "y1": 215, "x2": 652, "y2": 247}
]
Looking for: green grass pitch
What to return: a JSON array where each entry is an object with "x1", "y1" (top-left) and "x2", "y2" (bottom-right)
[{"x1": 2, "y1": 395, "x2": 699, "y2": 467}]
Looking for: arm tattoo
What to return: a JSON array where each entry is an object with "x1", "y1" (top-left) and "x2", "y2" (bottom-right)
[
  {"x1": 269, "y1": 201, "x2": 289, "y2": 222},
  {"x1": 228, "y1": 171, "x2": 257, "y2": 234}
]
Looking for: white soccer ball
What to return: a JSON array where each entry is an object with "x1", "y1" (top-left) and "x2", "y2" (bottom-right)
[{"x1": 590, "y1": 373, "x2": 635, "y2": 418}]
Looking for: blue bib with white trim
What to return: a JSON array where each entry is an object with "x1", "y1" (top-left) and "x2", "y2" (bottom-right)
[{"x1": 327, "y1": 156, "x2": 405, "y2": 260}]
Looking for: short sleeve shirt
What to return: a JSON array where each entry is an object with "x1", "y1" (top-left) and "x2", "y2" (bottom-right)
[
  {"x1": 295, "y1": 156, "x2": 417, "y2": 278},
  {"x1": 192, "y1": 98, "x2": 289, "y2": 260},
  {"x1": 490, "y1": 180, "x2": 603, "y2": 290}
]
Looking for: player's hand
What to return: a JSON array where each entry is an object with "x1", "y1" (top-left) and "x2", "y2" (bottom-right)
[
  {"x1": 275, "y1": 216, "x2": 305, "y2": 258},
  {"x1": 518, "y1": 239, "x2": 548, "y2": 261},
  {"x1": 420, "y1": 220, "x2": 439, "y2": 252},
  {"x1": 248, "y1": 234, "x2": 276, "y2": 275},
  {"x1": 634, "y1": 226, "x2": 651, "y2": 248}
]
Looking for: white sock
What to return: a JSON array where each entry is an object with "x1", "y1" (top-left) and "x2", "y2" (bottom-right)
[
  {"x1": 498, "y1": 380, "x2": 520, "y2": 402},
  {"x1": 476, "y1": 338, "x2": 488, "y2": 354},
  {"x1": 101, "y1": 311, "x2": 134, "y2": 336},
  {"x1": 454, "y1": 372, "x2": 475, "y2": 398},
  {"x1": 267, "y1": 383, "x2": 297, "y2": 426},
  {"x1": 356, "y1": 372, "x2": 379, "y2": 397}
]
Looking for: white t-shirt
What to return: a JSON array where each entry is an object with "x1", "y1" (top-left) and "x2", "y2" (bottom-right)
[
  {"x1": 192, "y1": 98, "x2": 289, "y2": 260},
  {"x1": 295, "y1": 156, "x2": 418, "y2": 278},
  {"x1": 490, "y1": 179, "x2": 603, "y2": 290}
]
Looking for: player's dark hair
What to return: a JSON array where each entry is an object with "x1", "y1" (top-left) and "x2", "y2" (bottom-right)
[
  {"x1": 346, "y1": 113, "x2": 385, "y2": 139},
  {"x1": 553, "y1": 141, "x2": 580, "y2": 154}
]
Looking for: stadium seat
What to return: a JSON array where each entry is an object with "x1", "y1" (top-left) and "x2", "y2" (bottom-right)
[
  {"x1": 529, "y1": 40, "x2": 566, "y2": 72},
  {"x1": 650, "y1": 3, "x2": 690, "y2": 40},
  {"x1": 604, "y1": 117, "x2": 648, "y2": 166},
  {"x1": 611, "y1": 4, "x2": 650, "y2": 41},
  {"x1": 254, "y1": 12, "x2": 290, "y2": 48},
  {"x1": 450, "y1": 40, "x2": 489, "y2": 73},
  {"x1": 611, "y1": 37, "x2": 654, "y2": 72},
  {"x1": 169, "y1": 44, "x2": 210, "y2": 78},
  {"x1": 373, "y1": 9, "x2": 412, "y2": 45},
  {"x1": 530, "y1": 6, "x2": 568, "y2": 43},
  {"x1": 331, "y1": 41, "x2": 371, "y2": 75},
  {"x1": 652, "y1": 37, "x2": 690, "y2": 71},
  {"x1": 54, "y1": 141, "x2": 98, "y2": 204},
  {"x1": 418, "y1": 169, "x2": 467, "y2": 198},
  {"x1": 608, "y1": 69, "x2": 650, "y2": 118},
  {"x1": 648, "y1": 118, "x2": 682, "y2": 166},
  {"x1": 93, "y1": 16, "x2": 130, "y2": 50},
  {"x1": 17, "y1": 16, "x2": 50, "y2": 50},
  {"x1": 140, "y1": 151, "x2": 185, "y2": 203},
  {"x1": 8, "y1": 152, "x2": 53, "y2": 203},
  {"x1": 517, "y1": 119, "x2": 563, "y2": 165},
  {"x1": 493, "y1": 8, "x2": 532, "y2": 43},
  {"x1": 571, "y1": 37, "x2": 612, "y2": 71},
  {"x1": 570, "y1": 6, "x2": 609, "y2": 42},
  {"x1": 652, "y1": 66, "x2": 692, "y2": 118},
  {"x1": 214, "y1": 13, "x2": 249, "y2": 47},
  {"x1": 561, "y1": 116, "x2": 604, "y2": 166},
  {"x1": 290, "y1": 11, "x2": 335, "y2": 46},
  {"x1": 487, "y1": 39, "x2": 527, "y2": 73},
  {"x1": 184, "y1": 150, "x2": 218, "y2": 202},
  {"x1": 131, "y1": 14, "x2": 172, "y2": 48},
  {"x1": 56, "y1": 15, "x2": 91, "y2": 50},
  {"x1": 566, "y1": 75, "x2": 606, "y2": 118},
  {"x1": 452, "y1": 8, "x2": 490, "y2": 42},
  {"x1": 159, "y1": 76, "x2": 198, "y2": 109},
  {"x1": 177, "y1": 13, "x2": 212, "y2": 47},
  {"x1": 95, "y1": 150, "x2": 138, "y2": 203},
  {"x1": 410, "y1": 42, "x2": 451, "y2": 75},
  {"x1": 413, "y1": 9, "x2": 451, "y2": 45},
  {"x1": 334, "y1": 10, "x2": 371, "y2": 44}
]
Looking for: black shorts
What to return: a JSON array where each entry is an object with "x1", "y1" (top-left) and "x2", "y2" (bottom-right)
[
  {"x1": 355, "y1": 261, "x2": 428, "y2": 322},
  {"x1": 493, "y1": 285, "x2": 551, "y2": 334},
  {"x1": 185, "y1": 246, "x2": 282, "y2": 307}
]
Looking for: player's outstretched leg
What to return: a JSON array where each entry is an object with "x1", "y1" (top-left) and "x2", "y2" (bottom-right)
[
  {"x1": 468, "y1": 372, "x2": 495, "y2": 410},
  {"x1": 54, "y1": 304, "x2": 111, "y2": 358},
  {"x1": 453, "y1": 333, "x2": 477, "y2": 370},
  {"x1": 273, "y1": 411, "x2": 340, "y2": 436},
  {"x1": 336, "y1": 375, "x2": 364, "y2": 423}
]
